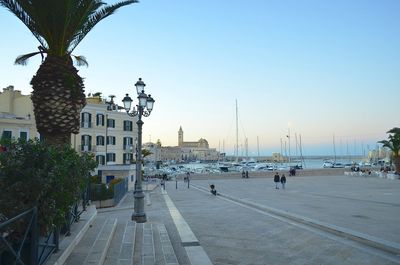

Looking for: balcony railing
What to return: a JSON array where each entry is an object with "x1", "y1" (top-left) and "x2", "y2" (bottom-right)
[
  {"x1": 80, "y1": 122, "x2": 92, "y2": 128},
  {"x1": 123, "y1": 144, "x2": 133, "y2": 151},
  {"x1": 79, "y1": 145, "x2": 92, "y2": 152}
]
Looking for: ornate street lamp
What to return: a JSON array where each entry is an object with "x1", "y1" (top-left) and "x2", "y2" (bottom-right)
[{"x1": 122, "y1": 78, "x2": 155, "y2": 223}]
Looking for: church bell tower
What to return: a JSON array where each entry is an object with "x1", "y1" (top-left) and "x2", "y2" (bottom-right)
[{"x1": 178, "y1": 126, "x2": 183, "y2": 147}]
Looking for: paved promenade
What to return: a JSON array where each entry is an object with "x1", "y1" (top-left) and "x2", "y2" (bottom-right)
[
  {"x1": 161, "y1": 174, "x2": 400, "y2": 264},
  {"x1": 54, "y1": 173, "x2": 400, "y2": 265}
]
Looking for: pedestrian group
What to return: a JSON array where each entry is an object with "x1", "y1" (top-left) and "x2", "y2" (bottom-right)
[{"x1": 274, "y1": 172, "x2": 286, "y2": 189}]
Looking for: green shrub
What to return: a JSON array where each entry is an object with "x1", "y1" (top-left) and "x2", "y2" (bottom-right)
[
  {"x1": 109, "y1": 178, "x2": 123, "y2": 187},
  {"x1": 90, "y1": 183, "x2": 113, "y2": 201},
  {"x1": 89, "y1": 178, "x2": 123, "y2": 201},
  {"x1": 0, "y1": 139, "x2": 97, "y2": 235},
  {"x1": 90, "y1": 175, "x2": 101, "y2": 184}
]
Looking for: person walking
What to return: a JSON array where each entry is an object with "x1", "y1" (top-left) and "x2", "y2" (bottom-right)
[
  {"x1": 186, "y1": 172, "x2": 190, "y2": 188},
  {"x1": 274, "y1": 172, "x2": 280, "y2": 189},
  {"x1": 280, "y1": 174, "x2": 286, "y2": 189},
  {"x1": 245, "y1": 170, "x2": 249, "y2": 178}
]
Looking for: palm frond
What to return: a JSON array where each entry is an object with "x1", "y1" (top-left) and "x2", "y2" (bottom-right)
[
  {"x1": 69, "y1": 0, "x2": 137, "y2": 52},
  {"x1": 379, "y1": 127, "x2": 400, "y2": 155},
  {"x1": 0, "y1": 0, "x2": 48, "y2": 48},
  {"x1": 387, "y1": 127, "x2": 400, "y2": 134},
  {"x1": 72, "y1": 55, "x2": 89, "y2": 67},
  {"x1": 2, "y1": 0, "x2": 137, "y2": 60},
  {"x1": 14, "y1": 51, "x2": 42, "y2": 65}
]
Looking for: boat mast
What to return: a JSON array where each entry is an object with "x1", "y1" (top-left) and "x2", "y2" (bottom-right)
[
  {"x1": 236, "y1": 99, "x2": 239, "y2": 162},
  {"x1": 295, "y1": 133, "x2": 298, "y2": 159},
  {"x1": 245, "y1": 137, "x2": 248, "y2": 161},
  {"x1": 299, "y1": 134, "x2": 306, "y2": 168},
  {"x1": 257, "y1": 136, "x2": 260, "y2": 159},
  {"x1": 333, "y1": 134, "x2": 337, "y2": 163},
  {"x1": 287, "y1": 127, "x2": 291, "y2": 164}
]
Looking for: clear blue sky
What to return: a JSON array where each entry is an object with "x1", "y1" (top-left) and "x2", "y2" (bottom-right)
[{"x1": 1, "y1": 0, "x2": 399, "y2": 156}]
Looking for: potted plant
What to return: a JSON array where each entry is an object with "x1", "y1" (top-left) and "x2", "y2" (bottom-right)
[{"x1": 378, "y1": 127, "x2": 400, "y2": 175}]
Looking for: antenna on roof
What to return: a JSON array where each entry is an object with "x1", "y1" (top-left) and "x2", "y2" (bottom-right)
[{"x1": 107, "y1": 95, "x2": 116, "y2": 110}]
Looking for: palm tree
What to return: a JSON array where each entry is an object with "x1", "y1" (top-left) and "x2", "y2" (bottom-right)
[
  {"x1": 378, "y1": 127, "x2": 400, "y2": 174},
  {"x1": 142, "y1": 148, "x2": 152, "y2": 161},
  {"x1": 0, "y1": 0, "x2": 137, "y2": 146}
]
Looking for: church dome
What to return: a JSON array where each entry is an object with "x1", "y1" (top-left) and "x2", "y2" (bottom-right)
[{"x1": 198, "y1": 138, "x2": 209, "y2": 148}]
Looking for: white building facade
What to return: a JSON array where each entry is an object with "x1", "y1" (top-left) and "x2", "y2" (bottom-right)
[{"x1": 0, "y1": 86, "x2": 38, "y2": 141}]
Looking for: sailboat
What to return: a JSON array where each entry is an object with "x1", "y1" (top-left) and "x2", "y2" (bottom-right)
[
  {"x1": 323, "y1": 135, "x2": 344, "y2": 168},
  {"x1": 217, "y1": 99, "x2": 241, "y2": 172}
]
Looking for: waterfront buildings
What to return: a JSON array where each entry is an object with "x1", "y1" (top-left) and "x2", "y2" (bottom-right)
[
  {"x1": 0, "y1": 87, "x2": 137, "y2": 188},
  {"x1": 2, "y1": 86, "x2": 218, "y2": 181},
  {"x1": 0, "y1": 86, "x2": 38, "y2": 141}
]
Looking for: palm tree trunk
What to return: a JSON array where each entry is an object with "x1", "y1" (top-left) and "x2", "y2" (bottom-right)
[
  {"x1": 394, "y1": 156, "x2": 400, "y2": 175},
  {"x1": 30, "y1": 56, "x2": 86, "y2": 146}
]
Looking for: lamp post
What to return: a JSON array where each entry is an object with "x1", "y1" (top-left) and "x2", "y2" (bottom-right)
[{"x1": 122, "y1": 78, "x2": 155, "y2": 223}]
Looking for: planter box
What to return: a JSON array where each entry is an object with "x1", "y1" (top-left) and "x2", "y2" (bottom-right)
[{"x1": 92, "y1": 199, "x2": 114, "y2": 208}]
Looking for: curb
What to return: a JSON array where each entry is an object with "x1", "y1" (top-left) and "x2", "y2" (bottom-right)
[
  {"x1": 161, "y1": 189, "x2": 213, "y2": 265},
  {"x1": 49, "y1": 205, "x2": 97, "y2": 265}
]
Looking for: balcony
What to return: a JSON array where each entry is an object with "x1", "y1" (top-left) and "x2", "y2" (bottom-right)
[
  {"x1": 80, "y1": 122, "x2": 92, "y2": 128},
  {"x1": 123, "y1": 144, "x2": 133, "y2": 151},
  {"x1": 79, "y1": 145, "x2": 92, "y2": 152}
]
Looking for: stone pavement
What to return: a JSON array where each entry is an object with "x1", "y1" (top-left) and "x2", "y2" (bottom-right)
[
  {"x1": 163, "y1": 175, "x2": 400, "y2": 265},
  {"x1": 51, "y1": 174, "x2": 400, "y2": 265}
]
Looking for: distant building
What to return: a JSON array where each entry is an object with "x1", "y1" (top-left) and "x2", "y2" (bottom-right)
[
  {"x1": 140, "y1": 127, "x2": 220, "y2": 163},
  {"x1": 272, "y1": 152, "x2": 285, "y2": 162},
  {"x1": 159, "y1": 126, "x2": 219, "y2": 162},
  {"x1": 0, "y1": 86, "x2": 38, "y2": 141},
  {"x1": 178, "y1": 126, "x2": 209, "y2": 149},
  {"x1": 160, "y1": 146, "x2": 182, "y2": 162},
  {"x1": 143, "y1": 141, "x2": 162, "y2": 163}
]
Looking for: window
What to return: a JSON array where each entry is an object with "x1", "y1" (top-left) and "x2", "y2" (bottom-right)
[
  {"x1": 96, "y1": 155, "x2": 105, "y2": 165},
  {"x1": 123, "y1": 120, "x2": 133, "y2": 131},
  {"x1": 123, "y1": 153, "x2": 133, "y2": 164},
  {"x1": 123, "y1": 137, "x2": 133, "y2": 150},
  {"x1": 106, "y1": 153, "x2": 116, "y2": 162},
  {"x1": 107, "y1": 118, "x2": 115, "y2": 128},
  {"x1": 81, "y1": 112, "x2": 92, "y2": 128},
  {"x1": 106, "y1": 136, "x2": 116, "y2": 145},
  {"x1": 1, "y1": 130, "x2": 12, "y2": 140},
  {"x1": 81, "y1": 135, "x2": 92, "y2": 151},
  {"x1": 19, "y1": 131, "x2": 28, "y2": 141},
  {"x1": 96, "y1": 114, "x2": 105, "y2": 126},
  {"x1": 96, "y1": 135, "x2": 105, "y2": 146}
]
